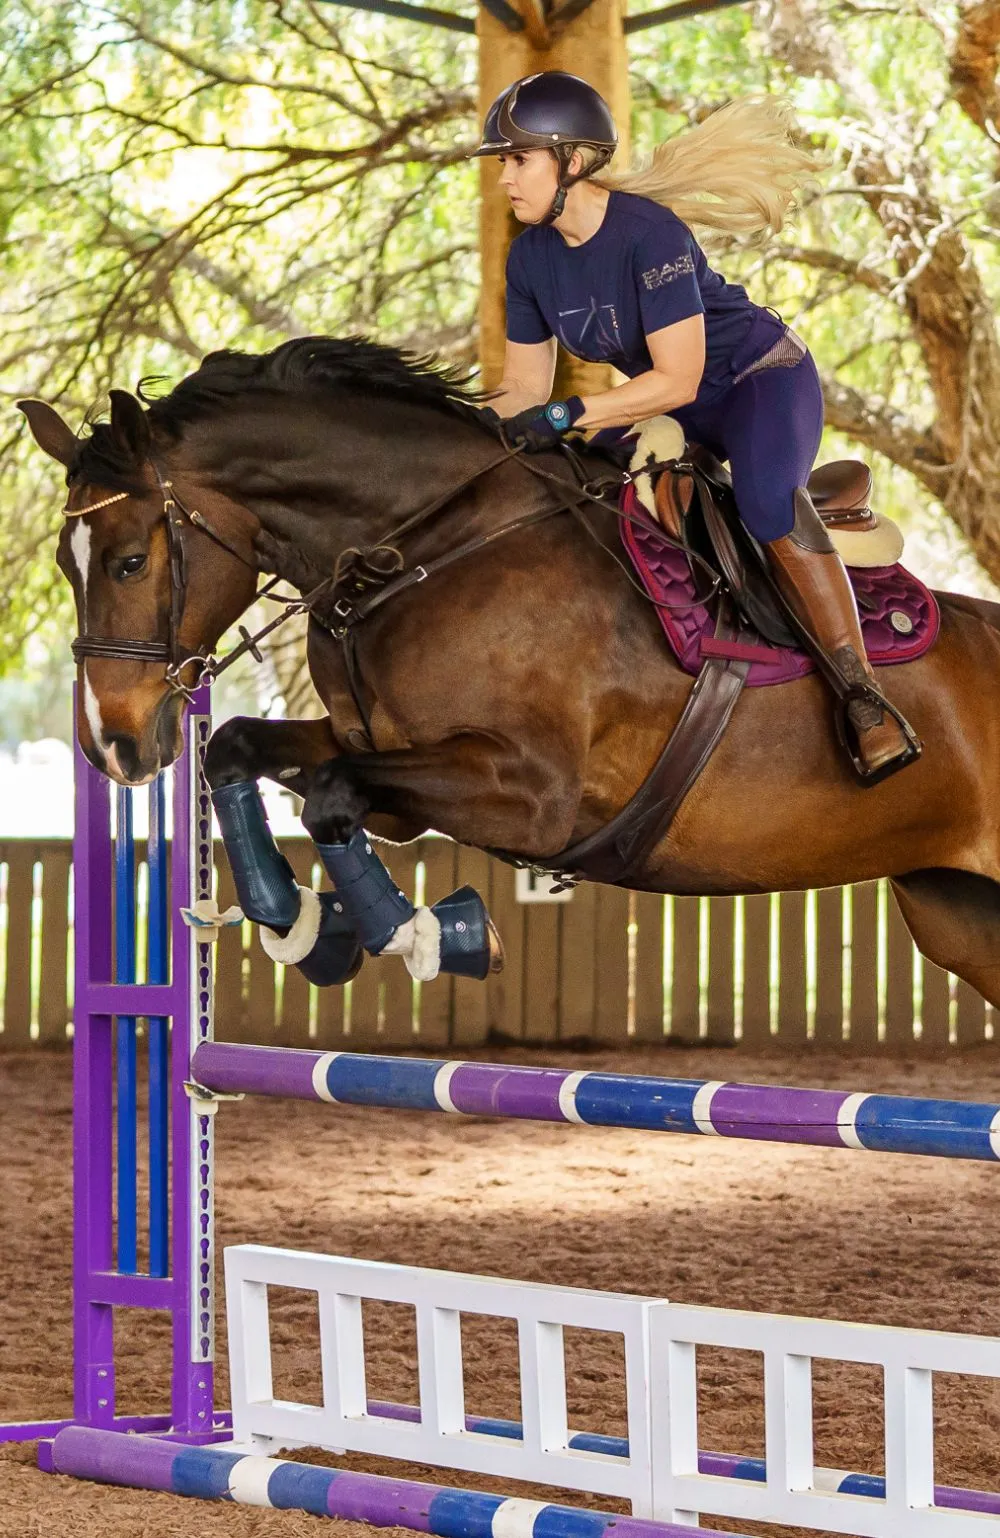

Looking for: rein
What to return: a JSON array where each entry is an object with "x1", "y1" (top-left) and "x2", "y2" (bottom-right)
[{"x1": 64, "y1": 428, "x2": 719, "y2": 713}]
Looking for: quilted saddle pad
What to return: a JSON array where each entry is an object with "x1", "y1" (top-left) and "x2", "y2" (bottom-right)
[{"x1": 619, "y1": 482, "x2": 939, "y2": 687}]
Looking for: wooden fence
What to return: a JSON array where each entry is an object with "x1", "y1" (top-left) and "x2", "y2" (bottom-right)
[{"x1": 0, "y1": 836, "x2": 991, "y2": 1052}]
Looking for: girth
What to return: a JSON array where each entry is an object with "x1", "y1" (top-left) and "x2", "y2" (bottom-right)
[{"x1": 511, "y1": 601, "x2": 749, "y2": 890}]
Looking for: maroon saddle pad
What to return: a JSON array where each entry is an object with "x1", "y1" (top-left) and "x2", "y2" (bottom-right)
[{"x1": 619, "y1": 481, "x2": 939, "y2": 687}]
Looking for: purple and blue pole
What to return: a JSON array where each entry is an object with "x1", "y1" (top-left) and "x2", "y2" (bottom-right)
[
  {"x1": 362, "y1": 1400, "x2": 1000, "y2": 1519},
  {"x1": 190, "y1": 1045, "x2": 1000, "y2": 1162},
  {"x1": 50, "y1": 1427, "x2": 748, "y2": 1538}
]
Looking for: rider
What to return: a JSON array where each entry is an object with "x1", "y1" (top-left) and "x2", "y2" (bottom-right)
[{"x1": 473, "y1": 71, "x2": 918, "y2": 782}]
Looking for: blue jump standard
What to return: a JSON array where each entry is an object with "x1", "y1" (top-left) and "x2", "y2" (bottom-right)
[
  {"x1": 50, "y1": 1428, "x2": 749, "y2": 1538},
  {"x1": 191, "y1": 1044, "x2": 1000, "y2": 1161}
]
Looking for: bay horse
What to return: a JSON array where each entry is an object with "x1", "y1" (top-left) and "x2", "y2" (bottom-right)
[{"x1": 18, "y1": 337, "x2": 1000, "y2": 1006}]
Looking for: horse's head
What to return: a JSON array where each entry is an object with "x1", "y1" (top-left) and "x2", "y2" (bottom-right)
[{"x1": 19, "y1": 390, "x2": 259, "y2": 785}]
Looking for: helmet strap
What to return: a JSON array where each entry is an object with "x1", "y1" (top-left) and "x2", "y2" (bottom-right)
[
  {"x1": 536, "y1": 182, "x2": 568, "y2": 227},
  {"x1": 532, "y1": 145, "x2": 576, "y2": 228},
  {"x1": 530, "y1": 143, "x2": 613, "y2": 228}
]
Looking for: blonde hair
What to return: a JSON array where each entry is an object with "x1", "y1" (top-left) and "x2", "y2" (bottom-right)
[{"x1": 589, "y1": 96, "x2": 819, "y2": 243}]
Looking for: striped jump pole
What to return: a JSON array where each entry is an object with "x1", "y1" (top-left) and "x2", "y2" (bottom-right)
[
  {"x1": 190, "y1": 1044, "x2": 1000, "y2": 1161},
  {"x1": 361, "y1": 1401, "x2": 1000, "y2": 1521},
  {"x1": 49, "y1": 1427, "x2": 750, "y2": 1538}
]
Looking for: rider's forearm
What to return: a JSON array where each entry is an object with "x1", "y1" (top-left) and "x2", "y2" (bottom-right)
[{"x1": 576, "y1": 368, "x2": 699, "y2": 429}]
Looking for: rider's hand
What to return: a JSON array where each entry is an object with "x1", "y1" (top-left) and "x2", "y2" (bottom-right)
[
  {"x1": 476, "y1": 405, "x2": 504, "y2": 434},
  {"x1": 501, "y1": 397, "x2": 585, "y2": 452}
]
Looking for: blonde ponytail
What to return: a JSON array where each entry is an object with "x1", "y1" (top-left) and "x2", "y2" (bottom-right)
[{"x1": 591, "y1": 96, "x2": 820, "y2": 243}]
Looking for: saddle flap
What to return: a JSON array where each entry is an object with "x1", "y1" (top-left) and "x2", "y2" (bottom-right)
[{"x1": 680, "y1": 448, "x2": 797, "y2": 648}]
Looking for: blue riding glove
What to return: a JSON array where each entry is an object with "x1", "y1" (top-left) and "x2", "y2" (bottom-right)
[{"x1": 501, "y1": 396, "x2": 586, "y2": 452}]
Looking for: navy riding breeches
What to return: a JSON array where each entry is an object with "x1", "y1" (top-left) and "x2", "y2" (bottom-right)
[{"x1": 668, "y1": 349, "x2": 825, "y2": 543}]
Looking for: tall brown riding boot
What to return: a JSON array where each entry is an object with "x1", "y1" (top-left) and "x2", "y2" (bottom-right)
[{"x1": 765, "y1": 488, "x2": 920, "y2": 781}]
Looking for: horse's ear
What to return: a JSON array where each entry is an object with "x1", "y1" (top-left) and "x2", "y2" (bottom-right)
[
  {"x1": 109, "y1": 389, "x2": 151, "y2": 463},
  {"x1": 16, "y1": 399, "x2": 77, "y2": 468}
]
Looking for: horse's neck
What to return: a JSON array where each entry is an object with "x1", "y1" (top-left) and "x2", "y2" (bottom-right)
[{"x1": 227, "y1": 412, "x2": 533, "y2": 588}]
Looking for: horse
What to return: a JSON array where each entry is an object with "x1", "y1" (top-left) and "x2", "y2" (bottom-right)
[{"x1": 18, "y1": 336, "x2": 1000, "y2": 1006}]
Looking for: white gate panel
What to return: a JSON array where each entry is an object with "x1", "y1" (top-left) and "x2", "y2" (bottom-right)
[
  {"x1": 225, "y1": 1245, "x2": 656, "y2": 1515},
  {"x1": 649, "y1": 1302, "x2": 1000, "y2": 1538}
]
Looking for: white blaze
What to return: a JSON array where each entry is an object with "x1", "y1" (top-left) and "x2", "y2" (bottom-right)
[{"x1": 70, "y1": 520, "x2": 107, "y2": 754}]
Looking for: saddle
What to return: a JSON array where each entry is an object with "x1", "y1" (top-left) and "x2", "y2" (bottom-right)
[{"x1": 630, "y1": 445, "x2": 937, "y2": 685}]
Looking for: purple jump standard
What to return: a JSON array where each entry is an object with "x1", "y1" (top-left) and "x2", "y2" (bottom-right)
[
  {"x1": 50, "y1": 1427, "x2": 749, "y2": 1538},
  {"x1": 191, "y1": 1044, "x2": 1000, "y2": 1162}
]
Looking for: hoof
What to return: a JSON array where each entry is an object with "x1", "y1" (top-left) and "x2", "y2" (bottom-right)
[
  {"x1": 432, "y1": 885, "x2": 505, "y2": 982},
  {"x1": 297, "y1": 936, "x2": 364, "y2": 988},
  {"x1": 485, "y1": 915, "x2": 505, "y2": 975}
]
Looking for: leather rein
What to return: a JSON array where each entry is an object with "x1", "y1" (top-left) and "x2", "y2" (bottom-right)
[{"x1": 63, "y1": 434, "x2": 718, "y2": 716}]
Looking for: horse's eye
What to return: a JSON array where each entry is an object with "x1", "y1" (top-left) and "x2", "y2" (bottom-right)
[{"x1": 119, "y1": 554, "x2": 147, "y2": 577}]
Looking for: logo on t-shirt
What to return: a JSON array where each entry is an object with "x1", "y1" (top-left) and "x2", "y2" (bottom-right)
[
  {"x1": 556, "y1": 298, "x2": 622, "y2": 360},
  {"x1": 641, "y1": 253, "x2": 695, "y2": 290}
]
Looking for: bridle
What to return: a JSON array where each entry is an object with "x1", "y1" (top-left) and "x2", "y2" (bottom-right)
[
  {"x1": 64, "y1": 464, "x2": 327, "y2": 703},
  {"x1": 62, "y1": 435, "x2": 718, "y2": 714}
]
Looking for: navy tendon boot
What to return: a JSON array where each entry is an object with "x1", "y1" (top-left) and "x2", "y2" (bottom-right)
[
  {"x1": 212, "y1": 781, "x2": 363, "y2": 986},
  {"x1": 315, "y1": 831, "x2": 503, "y2": 982},
  {"x1": 313, "y1": 830, "x2": 416, "y2": 954}
]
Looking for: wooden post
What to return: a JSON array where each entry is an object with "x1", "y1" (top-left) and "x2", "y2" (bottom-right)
[{"x1": 476, "y1": 0, "x2": 631, "y2": 397}]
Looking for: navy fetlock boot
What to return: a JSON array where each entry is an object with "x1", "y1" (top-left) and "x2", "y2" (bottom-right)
[
  {"x1": 431, "y1": 886, "x2": 505, "y2": 980},
  {"x1": 262, "y1": 887, "x2": 364, "y2": 987},
  {"x1": 212, "y1": 782, "x2": 363, "y2": 986}
]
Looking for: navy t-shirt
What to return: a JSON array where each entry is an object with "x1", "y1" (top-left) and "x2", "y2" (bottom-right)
[{"x1": 505, "y1": 190, "x2": 783, "y2": 411}]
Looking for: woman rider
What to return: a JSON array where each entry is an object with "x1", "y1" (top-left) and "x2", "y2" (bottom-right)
[{"x1": 473, "y1": 71, "x2": 918, "y2": 782}]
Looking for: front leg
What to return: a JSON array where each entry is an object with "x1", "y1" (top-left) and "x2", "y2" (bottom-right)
[
  {"x1": 300, "y1": 733, "x2": 581, "y2": 854},
  {"x1": 299, "y1": 735, "x2": 580, "y2": 982},
  {"x1": 203, "y1": 714, "x2": 340, "y2": 796},
  {"x1": 203, "y1": 715, "x2": 364, "y2": 988}
]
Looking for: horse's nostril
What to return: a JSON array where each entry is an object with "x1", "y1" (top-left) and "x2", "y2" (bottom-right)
[{"x1": 107, "y1": 734, "x2": 144, "y2": 784}]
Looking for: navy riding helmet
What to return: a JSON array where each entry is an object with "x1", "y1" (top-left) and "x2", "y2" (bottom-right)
[{"x1": 472, "y1": 71, "x2": 618, "y2": 226}]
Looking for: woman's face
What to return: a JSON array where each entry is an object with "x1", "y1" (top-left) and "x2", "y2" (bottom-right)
[{"x1": 497, "y1": 149, "x2": 559, "y2": 222}]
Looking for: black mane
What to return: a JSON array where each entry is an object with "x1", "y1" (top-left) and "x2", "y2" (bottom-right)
[{"x1": 70, "y1": 335, "x2": 493, "y2": 488}]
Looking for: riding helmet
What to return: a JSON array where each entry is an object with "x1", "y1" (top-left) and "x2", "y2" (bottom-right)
[{"x1": 472, "y1": 71, "x2": 617, "y2": 224}]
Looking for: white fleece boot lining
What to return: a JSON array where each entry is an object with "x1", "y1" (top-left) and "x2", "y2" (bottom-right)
[
  {"x1": 381, "y1": 906, "x2": 442, "y2": 982},
  {"x1": 259, "y1": 884, "x2": 322, "y2": 964},
  {"x1": 629, "y1": 414, "x2": 686, "y2": 517}
]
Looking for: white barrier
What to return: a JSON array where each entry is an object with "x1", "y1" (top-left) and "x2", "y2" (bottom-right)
[
  {"x1": 650, "y1": 1302, "x2": 1000, "y2": 1537},
  {"x1": 225, "y1": 1245, "x2": 657, "y2": 1515},
  {"x1": 225, "y1": 1245, "x2": 1000, "y2": 1538}
]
